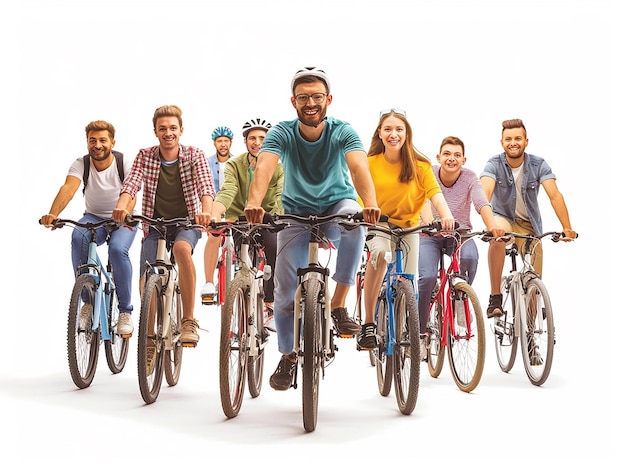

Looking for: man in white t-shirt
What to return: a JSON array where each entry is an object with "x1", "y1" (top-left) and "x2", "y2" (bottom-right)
[{"x1": 41, "y1": 120, "x2": 138, "y2": 336}]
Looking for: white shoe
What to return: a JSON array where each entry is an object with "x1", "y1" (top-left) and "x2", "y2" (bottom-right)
[
  {"x1": 117, "y1": 312, "x2": 133, "y2": 336},
  {"x1": 200, "y1": 282, "x2": 217, "y2": 305},
  {"x1": 79, "y1": 304, "x2": 92, "y2": 330},
  {"x1": 263, "y1": 303, "x2": 276, "y2": 332}
]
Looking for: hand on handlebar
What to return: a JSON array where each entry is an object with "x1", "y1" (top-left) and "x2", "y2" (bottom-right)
[
  {"x1": 244, "y1": 205, "x2": 266, "y2": 224},
  {"x1": 561, "y1": 229, "x2": 578, "y2": 241},
  {"x1": 362, "y1": 206, "x2": 381, "y2": 224}
]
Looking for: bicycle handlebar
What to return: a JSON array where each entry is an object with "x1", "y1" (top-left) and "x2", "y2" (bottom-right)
[
  {"x1": 124, "y1": 214, "x2": 205, "y2": 231},
  {"x1": 39, "y1": 217, "x2": 121, "y2": 232},
  {"x1": 481, "y1": 230, "x2": 578, "y2": 243}
]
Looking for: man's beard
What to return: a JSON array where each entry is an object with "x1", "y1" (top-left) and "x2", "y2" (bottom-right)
[
  {"x1": 89, "y1": 149, "x2": 112, "y2": 162},
  {"x1": 297, "y1": 106, "x2": 327, "y2": 128}
]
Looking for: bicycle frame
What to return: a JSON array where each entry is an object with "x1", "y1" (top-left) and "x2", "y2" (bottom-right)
[
  {"x1": 147, "y1": 235, "x2": 178, "y2": 350},
  {"x1": 293, "y1": 223, "x2": 333, "y2": 364}
]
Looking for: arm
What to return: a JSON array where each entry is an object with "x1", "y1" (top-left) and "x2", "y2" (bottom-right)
[
  {"x1": 541, "y1": 178, "x2": 577, "y2": 240},
  {"x1": 245, "y1": 150, "x2": 279, "y2": 223},
  {"x1": 420, "y1": 200, "x2": 434, "y2": 225},
  {"x1": 346, "y1": 150, "x2": 380, "y2": 223},
  {"x1": 41, "y1": 175, "x2": 81, "y2": 227},
  {"x1": 430, "y1": 192, "x2": 454, "y2": 230},
  {"x1": 478, "y1": 205, "x2": 505, "y2": 237},
  {"x1": 480, "y1": 175, "x2": 496, "y2": 202},
  {"x1": 112, "y1": 192, "x2": 133, "y2": 223}
]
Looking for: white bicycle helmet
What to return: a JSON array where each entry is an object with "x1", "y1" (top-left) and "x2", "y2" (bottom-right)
[
  {"x1": 291, "y1": 66, "x2": 330, "y2": 94},
  {"x1": 242, "y1": 118, "x2": 271, "y2": 138}
]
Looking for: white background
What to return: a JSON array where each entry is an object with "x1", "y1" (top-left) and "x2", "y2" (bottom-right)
[{"x1": 3, "y1": 0, "x2": 621, "y2": 468}]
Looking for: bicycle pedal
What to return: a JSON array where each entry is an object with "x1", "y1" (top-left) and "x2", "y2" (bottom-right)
[
  {"x1": 120, "y1": 333, "x2": 132, "y2": 339},
  {"x1": 200, "y1": 295, "x2": 217, "y2": 305},
  {"x1": 181, "y1": 341, "x2": 197, "y2": 348},
  {"x1": 337, "y1": 333, "x2": 354, "y2": 339}
]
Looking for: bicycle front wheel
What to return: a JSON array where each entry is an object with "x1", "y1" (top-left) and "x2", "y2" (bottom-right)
[
  {"x1": 219, "y1": 275, "x2": 249, "y2": 418},
  {"x1": 494, "y1": 276, "x2": 518, "y2": 372},
  {"x1": 67, "y1": 274, "x2": 100, "y2": 389},
  {"x1": 164, "y1": 282, "x2": 183, "y2": 386},
  {"x1": 247, "y1": 288, "x2": 265, "y2": 398},
  {"x1": 302, "y1": 278, "x2": 323, "y2": 432},
  {"x1": 374, "y1": 286, "x2": 392, "y2": 396},
  {"x1": 447, "y1": 282, "x2": 485, "y2": 393},
  {"x1": 427, "y1": 291, "x2": 445, "y2": 378},
  {"x1": 138, "y1": 273, "x2": 165, "y2": 404},
  {"x1": 521, "y1": 278, "x2": 554, "y2": 386},
  {"x1": 104, "y1": 284, "x2": 129, "y2": 374},
  {"x1": 393, "y1": 279, "x2": 420, "y2": 415}
]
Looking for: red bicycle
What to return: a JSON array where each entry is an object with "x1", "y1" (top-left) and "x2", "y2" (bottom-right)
[
  {"x1": 425, "y1": 227, "x2": 486, "y2": 393},
  {"x1": 202, "y1": 224, "x2": 236, "y2": 306}
]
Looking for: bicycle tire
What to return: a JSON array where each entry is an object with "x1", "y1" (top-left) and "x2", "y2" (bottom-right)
[
  {"x1": 354, "y1": 259, "x2": 375, "y2": 366},
  {"x1": 393, "y1": 279, "x2": 420, "y2": 415},
  {"x1": 247, "y1": 286, "x2": 265, "y2": 398},
  {"x1": 67, "y1": 274, "x2": 100, "y2": 389},
  {"x1": 164, "y1": 282, "x2": 183, "y2": 386},
  {"x1": 447, "y1": 282, "x2": 485, "y2": 393},
  {"x1": 138, "y1": 273, "x2": 165, "y2": 404},
  {"x1": 427, "y1": 291, "x2": 446, "y2": 378},
  {"x1": 219, "y1": 275, "x2": 249, "y2": 418},
  {"x1": 520, "y1": 278, "x2": 554, "y2": 386},
  {"x1": 494, "y1": 275, "x2": 518, "y2": 372},
  {"x1": 374, "y1": 286, "x2": 392, "y2": 397},
  {"x1": 302, "y1": 277, "x2": 323, "y2": 432},
  {"x1": 104, "y1": 284, "x2": 129, "y2": 374}
]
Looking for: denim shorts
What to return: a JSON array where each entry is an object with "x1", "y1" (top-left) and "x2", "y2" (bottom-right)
[{"x1": 139, "y1": 226, "x2": 201, "y2": 275}]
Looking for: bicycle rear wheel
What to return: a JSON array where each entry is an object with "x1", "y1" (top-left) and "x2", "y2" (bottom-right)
[
  {"x1": 427, "y1": 291, "x2": 445, "y2": 378},
  {"x1": 219, "y1": 275, "x2": 249, "y2": 418},
  {"x1": 354, "y1": 254, "x2": 375, "y2": 366},
  {"x1": 494, "y1": 276, "x2": 518, "y2": 372},
  {"x1": 67, "y1": 274, "x2": 100, "y2": 389},
  {"x1": 374, "y1": 286, "x2": 392, "y2": 396},
  {"x1": 247, "y1": 288, "x2": 265, "y2": 398},
  {"x1": 302, "y1": 278, "x2": 323, "y2": 432},
  {"x1": 520, "y1": 278, "x2": 554, "y2": 386},
  {"x1": 164, "y1": 282, "x2": 183, "y2": 386},
  {"x1": 393, "y1": 279, "x2": 420, "y2": 415},
  {"x1": 104, "y1": 285, "x2": 129, "y2": 374},
  {"x1": 138, "y1": 273, "x2": 165, "y2": 404},
  {"x1": 447, "y1": 282, "x2": 485, "y2": 392}
]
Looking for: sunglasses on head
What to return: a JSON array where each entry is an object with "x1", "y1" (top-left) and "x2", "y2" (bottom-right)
[{"x1": 379, "y1": 108, "x2": 407, "y2": 118}]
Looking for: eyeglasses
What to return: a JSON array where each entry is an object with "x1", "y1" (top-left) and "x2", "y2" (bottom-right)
[
  {"x1": 294, "y1": 93, "x2": 328, "y2": 105},
  {"x1": 379, "y1": 108, "x2": 407, "y2": 118}
]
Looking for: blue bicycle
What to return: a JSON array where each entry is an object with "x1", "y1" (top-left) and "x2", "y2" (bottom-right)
[
  {"x1": 369, "y1": 220, "x2": 432, "y2": 415},
  {"x1": 42, "y1": 218, "x2": 130, "y2": 389}
]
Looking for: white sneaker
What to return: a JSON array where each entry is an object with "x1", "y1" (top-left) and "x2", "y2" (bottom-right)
[
  {"x1": 79, "y1": 304, "x2": 92, "y2": 330},
  {"x1": 117, "y1": 312, "x2": 134, "y2": 337},
  {"x1": 200, "y1": 282, "x2": 217, "y2": 305}
]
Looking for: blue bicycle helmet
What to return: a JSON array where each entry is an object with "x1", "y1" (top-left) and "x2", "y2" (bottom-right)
[
  {"x1": 242, "y1": 118, "x2": 271, "y2": 138},
  {"x1": 211, "y1": 126, "x2": 234, "y2": 140}
]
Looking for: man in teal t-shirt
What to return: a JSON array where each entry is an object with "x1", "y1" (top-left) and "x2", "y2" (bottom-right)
[{"x1": 244, "y1": 67, "x2": 380, "y2": 391}]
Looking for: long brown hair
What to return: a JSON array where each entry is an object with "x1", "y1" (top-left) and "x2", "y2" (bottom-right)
[{"x1": 367, "y1": 110, "x2": 430, "y2": 183}]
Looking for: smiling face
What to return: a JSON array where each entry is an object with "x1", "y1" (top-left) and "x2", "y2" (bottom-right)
[
  {"x1": 87, "y1": 130, "x2": 114, "y2": 162},
  {"x1": 214, "y1": 136, "x2": 232, "y2": 161},
  {"x1": 501, "y1": 126, "x2": 528, "y2": 160},
  {"x1": 154, "y1": 116, "x2": 183, "y2": 156},
  {"x1": 245, "y1": 129, "x2": 267, "y2": 158},
  {"x1": 378, "y1": 115, "x2": 406, "y2": 152},
  {"x1": 291, "y1": 80, "x2": 331, "y2": 128},
  {"x1": 437, "y1": 143, "x2": 466, "y2": 177}
]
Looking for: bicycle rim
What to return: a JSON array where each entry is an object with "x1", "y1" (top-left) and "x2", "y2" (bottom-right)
[
  {"x1": 138, "y1": 273, "x2": 165, "y2": 404},
  {"x1": 302, "y1": 278, "x2": 322, "y2": 432},
  {"x1": 67, "y1": 274, "x2": 100, "y2": 389},
  {"x1": 164, "y1": 283, "x2": 183, "y2": 386},
  {"x1": 104, "y1": 285, "x2": 129, "y2": 374},
  {"x1": 374, "y1": 286, "x2": 392, "y2": 396},
  {"x1": 219, "y1": 275, "x2": 249, "y2": 418},
  {"x1": 447, "y1": 282, "x2": 485, "y2": 392},
  {"x1": 521, "y1": 278, "x2": 554, "y2": 386},
  {"x1": 393, "y1": 279, "x2": 420, "y2": 415},
  {"x1": 427, "y1": 294, "x2": 445, "y2": 378},
  {"x1": 494, "y1": 276, "x2": 518, "y2": 372}
]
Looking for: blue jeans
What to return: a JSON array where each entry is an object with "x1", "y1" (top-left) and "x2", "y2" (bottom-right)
[
  {"x1": 417, "y1": 235, "x2": 478, "y2": 334},
  {"x1": 140, "y1": 226, "x2": 202, "y2": 275},
  {"x1": 274, "y1": 199, "x2": 365, "y2": 354},
  {"x1": 71, "y1": 213, "x2": 139, "y2": 314}
]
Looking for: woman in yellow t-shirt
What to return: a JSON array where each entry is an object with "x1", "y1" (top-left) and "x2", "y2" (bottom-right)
[{"x1": 358, "y1": 109, "x2": 453, "y2": 356}]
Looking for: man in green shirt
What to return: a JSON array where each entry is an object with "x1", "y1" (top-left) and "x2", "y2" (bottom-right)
[{"x1": 201, "y1": 118, "x2": 283, "y2": 327}]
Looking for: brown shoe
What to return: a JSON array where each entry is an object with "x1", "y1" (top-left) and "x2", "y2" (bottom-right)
[{"x1": 180, "y1": 318, "x2": 200, "y2": 344}]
